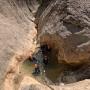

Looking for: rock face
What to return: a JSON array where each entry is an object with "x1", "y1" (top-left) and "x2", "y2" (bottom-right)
[
  {"x1": 51, "y1": 79, "x2": 90, "y2": 90},
  {"x1": 19, "y1": 76, "x2": 90, "y2": 90},
  {"x1": 19, "y1": 76, "x2": 51, "y2": 90},
  {"x1": 0, "y1": 0, "x2": 39, "y2": 90},
  {"x1": 0, "y1": 0, "x2": 90, "y2": 90},
  {"x1": 37, "y1": 0, "x2": 90, "y2": 83},
  {"x1": 37, "y1": 0, "x2": 90, "y2": 65}
]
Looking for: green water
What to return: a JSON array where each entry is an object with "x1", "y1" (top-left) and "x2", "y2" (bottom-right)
[
  {"x1": 20, "y1": 60, "x2": 45, "y2": 84},
  {"x1": 45, "y1": 63, "x2": 63, "y2": 83},
  {"x1": 20, "y1": 48, "x2": 66, "y2": 83},
  {"x1": 20, "y1": 59, "x2": 64, "y2": 83},
  {"x1": 20, "y1": 60, "x2": 34, "y2": 76}
]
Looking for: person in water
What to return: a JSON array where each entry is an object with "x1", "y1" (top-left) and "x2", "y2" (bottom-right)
[
  {"x1": 32, "y1": 63, "x2": 40, "y2": 75},
  {"x1": 43, "y1": 55, "x2": 48, "y2": 66},
  {"x1": 40, "y1": 44, "x2": 51, "y2": 55}
]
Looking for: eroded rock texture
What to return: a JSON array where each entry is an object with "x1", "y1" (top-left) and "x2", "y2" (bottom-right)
[
  {"x1": 37, "y1": 0, "x2": 90, "y2": 65},
  {"x1": 37, "y1": 0, "x2": 90, "y2": 83},
  {"x1": 0, "y1": 0, "x2": 90, "y2": 90},
  {"x1": 0, "y1": 0, "x2": 39, "y2": 90}
]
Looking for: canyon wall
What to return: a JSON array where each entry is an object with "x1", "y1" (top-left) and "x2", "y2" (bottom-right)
[
  {"x1": 0, "y1": 0, "x2": 39, "y2": 90},
  {"x1": 37, "y1": 0, "x2": 90, "y2": 84},
  {"x1": 37, "y1": 0, "x2": 90, "y2": 65},
  {"x1": 0, "y1": 0, "x2": 90, "y2": 90}
]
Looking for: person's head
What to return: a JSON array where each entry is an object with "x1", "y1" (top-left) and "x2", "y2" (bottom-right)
[
  {"x1": 32, "y1": 57, "x2": 36, "y2": 60},
  {"x1": 44, "y1": 55, "x2": 48, "y2": 59},
  {"x1": 45, "y1": 55, "x2": 47, "y2": 57},
  {"x1": 35, "y1": 64, "x2": 39, "y2": 68}
]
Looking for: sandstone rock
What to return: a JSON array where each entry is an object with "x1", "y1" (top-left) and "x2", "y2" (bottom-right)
[
  {"x1": 19, "y1": 76, "x2": 51, "y2": 90},
  {"x1": 37, "y1": 0, "x2": 90, "y2": 65},
  {"x1": 0, "y1": 0, "x2": 90, "y2": 90},
  {"x1": 19, "y1": 76, "x2": 90, "y2": 90},
  {"x1": 36, "y1": 0, "x2": 90, "y2": 84},
  {"x1": 51, "y1": 79, "x2": 90, "y2": 90},
  {"x1": 0, "y1": 0, "x2": 39, "y2": 90}
]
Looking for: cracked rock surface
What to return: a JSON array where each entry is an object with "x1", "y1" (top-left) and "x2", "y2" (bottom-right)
[{"x1": 0, "y1": 0, "x2": 90, "y2": 90}]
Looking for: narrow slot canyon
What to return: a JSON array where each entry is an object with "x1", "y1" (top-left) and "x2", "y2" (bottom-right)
[{"x1": 0, "y1": 0, "x2": 90, "y2": 90}]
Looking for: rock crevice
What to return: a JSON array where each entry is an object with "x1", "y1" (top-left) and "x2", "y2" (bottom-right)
[{"x1": 0, "y1": 0, "x2": 90, "y2": 90}]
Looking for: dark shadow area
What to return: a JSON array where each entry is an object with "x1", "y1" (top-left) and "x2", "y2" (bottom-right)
[
  {"x1": 35, "y1": 0, "x2": 52, "y2": 18},
  {"x1": 40, "y1": 44, "x2": 90, "y2": 84},
  {"x1": 20, "y1": 44, "x2": 90, "y2": 84},
  {"x1": 44, "y1": 48, "x2": 64, "y2": 83},
  {"x1": 39, "y1": 44, "x2": 66, "y2": 83},
  {"x1": 63, "y1": 22, "x2": 83, "y2": 34}
]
